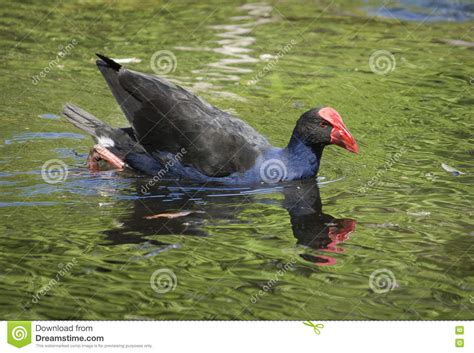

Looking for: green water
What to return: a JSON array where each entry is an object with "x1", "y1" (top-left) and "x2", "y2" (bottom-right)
[{"x1": 0, "y1": 0, "x2": 473, "y2": 320}]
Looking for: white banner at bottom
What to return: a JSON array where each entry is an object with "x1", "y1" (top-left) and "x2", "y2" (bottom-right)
[{"x1": 0, "y1": 321, "x2": 470, "y2": 352}]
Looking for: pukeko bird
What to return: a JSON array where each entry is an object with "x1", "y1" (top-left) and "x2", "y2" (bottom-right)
[{"x1": 63, "y1": 54, "x2": 358, "y2": 185}]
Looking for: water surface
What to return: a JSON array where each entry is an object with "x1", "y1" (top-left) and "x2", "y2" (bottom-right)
[{"x1": 0, "y1": 0, "x2": 473, "y2": 320}]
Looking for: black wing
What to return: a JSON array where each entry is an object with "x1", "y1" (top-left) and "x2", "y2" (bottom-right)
[{"x1": 96, "y1": 54, "x2": 271, "y2": 177}]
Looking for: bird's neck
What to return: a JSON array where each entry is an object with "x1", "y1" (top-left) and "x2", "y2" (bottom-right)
[{"x1": 285, "y1": 134, "x2": 324, "y2": 178}]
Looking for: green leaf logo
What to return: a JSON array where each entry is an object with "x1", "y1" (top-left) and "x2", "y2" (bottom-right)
[
  {"x1": 303, "y1": 321, "x2": 324, "y2": 335},
  {"x1": 7, "y1": 321, "x2": 32, "y2": 348}
]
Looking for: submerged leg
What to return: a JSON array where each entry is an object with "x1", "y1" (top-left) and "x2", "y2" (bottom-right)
[{"x1": 87, "y1": 144, "x2": 125, "y2": 171}]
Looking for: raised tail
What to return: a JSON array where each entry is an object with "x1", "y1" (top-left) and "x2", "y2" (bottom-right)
[
  {"x1": 95, "y1": 54, "x2": 141, "y2": 126},
  {"x1": 96, "y1": 53, "x2": 122, "y2": 71}
]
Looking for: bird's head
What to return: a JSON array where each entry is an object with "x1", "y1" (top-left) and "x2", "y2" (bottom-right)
[{"x1": 293, "y1": 107, "x2": 359, "y2": 153}]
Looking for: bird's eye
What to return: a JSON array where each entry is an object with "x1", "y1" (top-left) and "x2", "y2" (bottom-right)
[{"x1": 319, "y1": 121, "x2": 328, "y2": 128}]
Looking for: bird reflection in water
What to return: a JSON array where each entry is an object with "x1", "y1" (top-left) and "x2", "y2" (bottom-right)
[
  {"x1": 104, "y1": 179, "x2": 356, "y2": 266},
  {"x1": 283, "y1": 181, "x2": 356, "y2": 266}
]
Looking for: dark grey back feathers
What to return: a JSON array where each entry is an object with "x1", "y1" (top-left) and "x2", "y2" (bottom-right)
[{"x1": 96, "y1": 56, "x2": 271, "y2": 177}]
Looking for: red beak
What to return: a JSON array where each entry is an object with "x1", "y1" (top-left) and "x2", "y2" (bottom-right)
[{"x1": 319, "y1": 107, "x2": 359, "y2": 153}]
